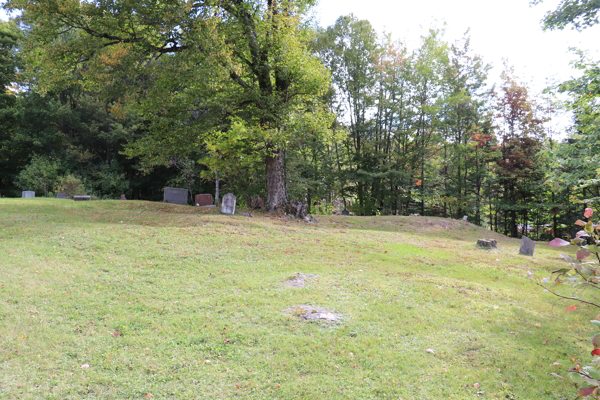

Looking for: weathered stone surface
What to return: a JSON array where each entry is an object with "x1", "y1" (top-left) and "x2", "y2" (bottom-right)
[
  {"x1": 342, "y1": 209, "x2": 350, "y2": 216},
  {"x1": 249, "y1": 196, "x2": 264, "y2": 209},
  {"x1": 519, "y1": 236, "x2": 535, "y2": 256},
  {"x1": 243, "y1": 213, "x2": 252, "y2": 217},
  {"x1": 286, "y1": 304, "x2": 341, "y2": 322},
  {"x1": 284, "y1": 201, "x2": 308, "y2": 219},
  {"x1": 164, "y1": 187, "x2": 188, "y2": 205},
  {"x1": 195, "y1": 193, "x2": 213, "y2": 206},
  {"x1": 73, "y1": 195, "x2": 92, "y2": 201},
  {"x1": 220, "y1": 193, "x2": 236, "y2": 215},
  {"x1": 462, "y1": 215, "x2": 468, "y2": 221},
  {"x1": 477, "y1": 239, "x2": 497, "y2": 249},
  {"x1": 56, "y1": 192, "x2": 68, "y2": 199},
  {"x1": 120, "y1": 194, "x2": 127, "y2": 200},
  {"x1": 311, "y1": 215, "x2": 318, "y2": 223},
  {"x1": 22, "y1": 191, "x2": 35, "y2": 198}
]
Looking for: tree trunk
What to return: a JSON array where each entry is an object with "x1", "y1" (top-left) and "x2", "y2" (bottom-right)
[
  {"x1": 215, "y1": 177, "x2": 220, "y2": 206},
  {"x1": 266, "y1": 149, "x2": 287, "y2": 212}
]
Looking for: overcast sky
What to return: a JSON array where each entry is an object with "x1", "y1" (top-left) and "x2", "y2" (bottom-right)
[{"x1": 314, "y1": 0, "x2": 600, "y2": 93}]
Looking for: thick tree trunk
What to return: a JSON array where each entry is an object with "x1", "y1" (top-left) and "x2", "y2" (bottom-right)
[{"x1": 266, "y1": 149, "x2": 287, "y2": 212}]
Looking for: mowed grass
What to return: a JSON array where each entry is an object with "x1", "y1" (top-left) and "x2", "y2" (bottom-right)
[{"x1": 0, "y1": 198, "x2": 592, "y2": 399}]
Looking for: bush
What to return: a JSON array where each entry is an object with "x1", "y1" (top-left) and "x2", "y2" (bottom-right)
[
  {"x1": 54, "y1": 174, "x2": 86, "y2": 197},
  {"x1": 14, "y1": 155, "x2": 60, "y2": 197}
]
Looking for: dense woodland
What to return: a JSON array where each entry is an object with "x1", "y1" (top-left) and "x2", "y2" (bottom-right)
[{"x1": 0, "y1": 0, "x2": 598, "y2": 240}]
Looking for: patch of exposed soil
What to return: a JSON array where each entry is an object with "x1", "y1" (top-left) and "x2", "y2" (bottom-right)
[
  {"x1": 285, "y1": 305, "x2": 342, "y2": 322},
  {"x1": 284, "y1": 273, "x2": 317, "y2": 288}
]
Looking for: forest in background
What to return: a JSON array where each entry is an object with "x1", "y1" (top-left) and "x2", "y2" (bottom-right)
[{"x1": 0, "y1": 0, "x2": 598, "y2": 241}]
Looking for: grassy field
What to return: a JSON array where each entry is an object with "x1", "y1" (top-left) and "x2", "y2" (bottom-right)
[{"x1": 0, "y1": 198, "x2": 592, "y2": 399}]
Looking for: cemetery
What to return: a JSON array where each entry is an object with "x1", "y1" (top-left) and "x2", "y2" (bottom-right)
[{"x1": 0, "y1": 197, "x2": 590, "y2": 399}]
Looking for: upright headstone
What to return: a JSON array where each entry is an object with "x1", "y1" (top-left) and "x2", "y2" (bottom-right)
[
  {"x1": 462, "y1": 215, "x2": 468, "y2": 221},
  {"x1": 163, "y1": 187, "x2": 188, "y2": 205},
  {"x1": 519, "y1": 236, "x2": 535, "y2": 256},
  {"x1": 342, "y1": 209, "x2": 350, "y2": 216},
  {"x1": 120, "y1": 194, "x2": 127, "y2": 200},
  {"x1": 220, "y1": 193, "x2": 236, "y2": 215},
  {"x1": 56, "y1": 192, "x2": 68, "y2": 199},
  {"x1": 22, "y1": 191, "x2": 35, "y2": 198},
  {"x1": 195, "y1": 194, "x2": 213, "y2": 206}
]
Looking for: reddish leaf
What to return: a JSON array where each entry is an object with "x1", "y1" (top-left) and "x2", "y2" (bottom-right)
[
  {"x1": 591, "y1": 349, "x2": 600, "y2": 356},
  {"x1": 575, "y1": 220, "x2": 587, "y2": 227},
  {"x1": 566, "y1": 305, "x2": 577, "y2": 312},
  {"x1": 580, "y1": 386, "x2": 597, "y2": 397},
  {"x1": 578, "y1": 249, "x2": 591, "y2": 261},
  {"x1": 549, "y1": 238, "x2": 571, "y2": 247}
]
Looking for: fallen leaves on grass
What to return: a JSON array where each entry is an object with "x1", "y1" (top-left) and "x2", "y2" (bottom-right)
[{"x1": 566, "y1": 305, "x2": 577, "y2": 312}]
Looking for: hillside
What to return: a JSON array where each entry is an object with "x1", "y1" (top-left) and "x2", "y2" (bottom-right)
[{"x1": 0, "y1": 198, "x2": 588, "y2": 399}]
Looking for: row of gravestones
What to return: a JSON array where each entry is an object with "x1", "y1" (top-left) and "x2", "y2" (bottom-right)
[
  {"x1": 22, "y1": 191, "x2": 92, "y2": 201},
  {"x1": 476, "y1": 236, "x2": 536, "y2": 256},
  {"x1": 162, "y1": 187, "x2": 237, "y2": 215}
]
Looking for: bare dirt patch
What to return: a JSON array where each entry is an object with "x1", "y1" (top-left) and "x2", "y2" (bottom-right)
[
  {"x1": 285, "y1": 305, "x2": 342, "y2": 322},
  {"x1": 284, "y1": 273, "x2": 317, "y2": 288}
]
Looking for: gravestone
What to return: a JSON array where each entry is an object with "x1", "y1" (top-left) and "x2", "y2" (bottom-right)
[
  {"x1": 163, "y1": 187, "x2": 188, "y2": 205},
  {"x1": 120, "y1": 194, "x2": 127, "y2": 200},
  {"x1": 519, "y1": 236, "x2": 535, "y2": 256},
  {"x1": 476, "y1": 239, "x2": 497, "y2": 249},
  {"x1": 342, "y1": 209, "x2": 350, "y2": 216},
  {"x1": 22, "y1": 191, "x2": 35, "y2": 198},
  {"x1": 220, "y1": 193, "x2": 236, "y2": 215},
  {"x1": 462, "y1": 215, "x2": 468, "y2": 221},
  {"x1": 73, "y1": 195, "x2": 92, "y2": 201},
  {"x1": 56, "y1": 192, "x2": 68, "y2": 199},
  {"x1": 195, "y1": 194, "x2": 213, "y2": 206}
]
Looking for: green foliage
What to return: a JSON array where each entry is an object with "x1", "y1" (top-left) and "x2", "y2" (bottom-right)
[
  {"x1": 14, "y1": 154, "x2": 61, "y2": 196},
  {"x1": 54, "y1": 174, "x2": 85, "y2": 197},
  {"x1": 533, "y1": 0, "x2": 600, "y2": 31}
]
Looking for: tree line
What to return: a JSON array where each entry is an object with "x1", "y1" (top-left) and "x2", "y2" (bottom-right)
[{"x1": 0, "y1": 0, "x2": 598, "y2": 240}]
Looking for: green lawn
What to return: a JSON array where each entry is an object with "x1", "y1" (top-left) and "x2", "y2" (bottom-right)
[{"x1": 0, "y1": 198, "x2": 591, "y2": 399}]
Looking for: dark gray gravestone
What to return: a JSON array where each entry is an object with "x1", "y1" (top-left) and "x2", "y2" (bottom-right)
[
  {"x1": 519, "y1": 236, "x2": 535, "y2": 256},
  {"x1": 22, "y1": 191, "x2": 35, "y2": 198},
  {"x1": 164, "y1": 187, "x2": 188, "y2": 205},
  {"x1": 73, "y1": 195, "x2": 92, "y2": 201},
  {"x1": 342, "y1": 209, "x2": 350, "y2": 216},
  {"x1": 56, "y1": 192, "x2": 68, "y2": 199},
  {"x1": 220, "y1": 193, "x2": 236, "y2": 215}
]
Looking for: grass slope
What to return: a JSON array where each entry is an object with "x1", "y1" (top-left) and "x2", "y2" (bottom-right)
[{"x1": 0, "y1": 198, "x2": 590, "y2": 399}]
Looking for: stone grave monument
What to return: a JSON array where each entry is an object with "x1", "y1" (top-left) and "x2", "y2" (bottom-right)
[
  {"x1": 120, "y1": 194, "x2": 127, "y2": 200},
  {"x1": 519, "y1": 236, "x2": 535, "y2": 256},
  {"x1": 22, "y1": 191, "x2": 35, "y2": 198},
  {"x1": 476, "y1": 239, "x2": 497, "y2": 249},
  {"x1": 220, "y1": 193, "x2": 236, "y2": 215},
  {"x1": 163, "y1": 187, "x2": 188, "y2": 205},
  {"x1": 195, "y1": 194, "x2": 214, "y2": 207},
  {"x1": 73, "y1": 195, "x2": 92, "y2": 201},
  {"x1": 56, "y1": 193, "x2": 68, "y2": 199},
  {"x1": 342, "y1": 209, "x2": 350, "y2": 216}
]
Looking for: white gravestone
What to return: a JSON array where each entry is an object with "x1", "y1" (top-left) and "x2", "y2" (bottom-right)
[
  {"x1": 22, "y1": 191, "x2": 35, "y2": 198},
  {"x1": 220, "y1": 193, "x2": 236, "y2": 215}
]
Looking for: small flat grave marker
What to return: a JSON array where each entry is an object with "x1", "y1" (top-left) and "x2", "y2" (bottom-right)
[
  {"x1": 73, "y1": 195, "x2": 92, "y2": 201},
  {"x1": 220, "y1": 193, "x2": 236, "y2": 215},
  {"x1": 164, "y1": 187, "x2": 188, "y2": 205},
  {"x1": 519, "y1": 236, "x2": 536, "y2": 256},
  {"x1": 477, "y1": 239, "x2": 497, "y2": 249},
  {"x1": 22, "y1": 191, "x2": 35, "y2": 198}
]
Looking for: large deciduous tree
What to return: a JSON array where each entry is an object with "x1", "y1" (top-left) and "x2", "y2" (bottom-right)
[{"x1": 6, "y1": 0, "x2": 330, "y2": 211}]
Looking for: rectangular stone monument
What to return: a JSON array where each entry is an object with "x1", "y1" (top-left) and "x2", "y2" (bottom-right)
[
  {"x1": 120, "y1": 194, "x2": 127, "y2": 200},
  {"x1": 195, "y1": 194, "x2": 213, "y2": 206},
  {"x1": 56, "y1": 192, "x2": 68, "y2": 199},
  {"x1": 220, "y1": 193, "x2": 236, "y2": 215},
  {"x1": 519, "y1": 236, "x2": 535, "y2": 256},
  {"x1": 73, "y1": 195, "x2": 92, "y2": 201},
  {"x1": 22, "y1": 191, "x2": 35, "y2": 198},
  {"x1": 163, "y1": 187, "x2": 188, "y2": 205}
]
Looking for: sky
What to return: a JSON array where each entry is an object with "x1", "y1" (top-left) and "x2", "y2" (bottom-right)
[{"x1": 314, "y1": 0, "x2": 600, "y2": 92}]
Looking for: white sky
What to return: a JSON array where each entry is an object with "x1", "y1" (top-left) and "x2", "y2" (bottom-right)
[{"x1": 314, "y1": 0, "x2": 600, "y2": 92}]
